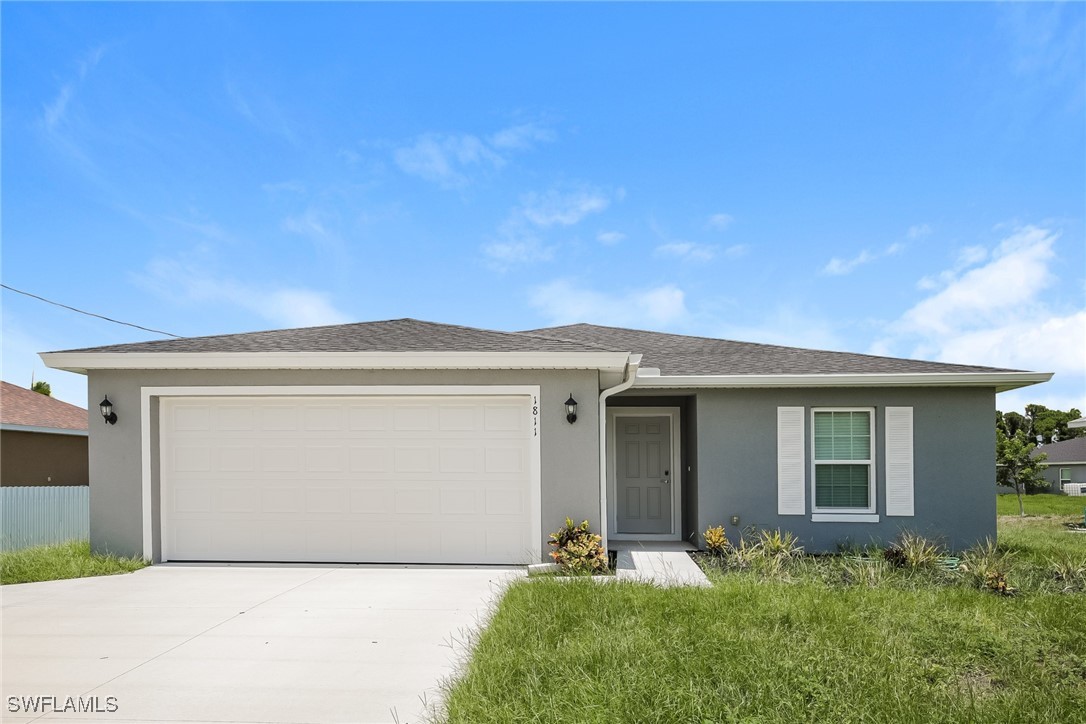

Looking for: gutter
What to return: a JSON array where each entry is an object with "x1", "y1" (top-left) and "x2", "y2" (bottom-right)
[
  {"x1": 0, "y1": 423, "x2": 89, "y2": 437},
  {"x1": 598, "y1": 353, "x2": 642, "y2": 548},
  {"x1": 631, "y1": 371, "x2": 1053, "y2": 393}
]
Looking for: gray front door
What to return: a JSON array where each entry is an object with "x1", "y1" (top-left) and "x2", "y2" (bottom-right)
[{"x1": 615, "y1": 415, "x2": 673, "y2": 535}]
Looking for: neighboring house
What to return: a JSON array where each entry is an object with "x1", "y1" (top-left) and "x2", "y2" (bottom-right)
[
  {"x1": 41, "y1": 318, "x2": 1051, "y2": 563},
  {"x1": 1, "y1": 381, "x2": 89, "y2": 486},
  {"x1": 1069, "y1": 417, "x2": 1086, "y2": 430},
  {"x1": 1033, "y1": 437, "x2": 1086, "y2": 495}
]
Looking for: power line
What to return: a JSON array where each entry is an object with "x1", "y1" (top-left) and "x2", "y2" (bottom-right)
[{"x1": 1, "y1": 283, "x2": 183, "y2": 338}]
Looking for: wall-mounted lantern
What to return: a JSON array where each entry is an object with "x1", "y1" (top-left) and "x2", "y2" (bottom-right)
[
  {"x1": 564, "y1": 394, "x2": 578, "y2": 424},
  {"x1": 99, "y1": 396, "x2": 117, "y2": 425}
]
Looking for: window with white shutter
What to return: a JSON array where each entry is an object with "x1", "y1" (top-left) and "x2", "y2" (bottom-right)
[
  {"x1": 885, "y1": 406, "x2": 914, "y2": 517},
  {"x1": 777, "y1": 407, "x2": 805, "y2": 515}
]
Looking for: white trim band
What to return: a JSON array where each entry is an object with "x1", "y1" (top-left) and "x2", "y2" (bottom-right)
[
  {"x1": 42, "y1": 350, "x2": 631, "y2": 374},
  {"x1": 811, "y1": 514, "x2": 880, "y2": 523}
]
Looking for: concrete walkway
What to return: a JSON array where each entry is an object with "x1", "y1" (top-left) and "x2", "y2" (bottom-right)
[
  {"x1": 614, "y1": 542, "x2": 711, "y2": 587},
  {"x1": 2, "y1": 563, "x2": 522, "y2": 724}
]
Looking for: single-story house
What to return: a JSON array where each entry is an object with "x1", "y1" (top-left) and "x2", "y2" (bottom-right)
[
  {"x1": 1, "y1": 381, "x2": 89, "y2": 486},
  {"x1": 1033, "y1": 436, "x2": 1086, "y2": 496},
  {"x1": 41, "y1": 318, "x2": 1051, "y2": 564}
]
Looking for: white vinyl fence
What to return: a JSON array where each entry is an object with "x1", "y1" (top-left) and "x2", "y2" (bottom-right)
[{"x1": 1, "y1": 486, "x2": 89, "y2": 551}]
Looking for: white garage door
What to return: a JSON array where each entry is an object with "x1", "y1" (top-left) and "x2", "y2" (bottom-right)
[{"x1": 160, "y1": 394, "x2": 539, "y2": 564}]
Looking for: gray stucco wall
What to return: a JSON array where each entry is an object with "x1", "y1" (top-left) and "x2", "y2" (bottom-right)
[
  {"x1": 693, "y1": 387, "x2": 997, "y2": 552},
  {"x1": 86, "y1": 368, "x2": 601, "y2": 561},
  {"x1": 1042, "y1": 462, "x2": 1086, "y2": 493}
]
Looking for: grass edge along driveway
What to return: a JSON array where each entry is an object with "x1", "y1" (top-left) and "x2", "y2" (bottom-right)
[{"x1": 1, "y1": 540, "x2": 146, "y2": 585}]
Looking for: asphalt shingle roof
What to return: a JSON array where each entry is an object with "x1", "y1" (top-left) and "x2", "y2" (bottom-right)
[
  {"x1": 1, "y1": 381, "x2": 88, "y2": 431},
  {"x1": 52, "y1": 318, "x2": 621, "y2": 355},
  {"x1": 522, "y1": 323, "x2": 1021, "y2": 376},
  {"x1": 1032, "y1": 437, "x2": 1086, "y2": 464},
  {"x1": 50, "y1": 318, "x2": 1025, "y2": 376}
]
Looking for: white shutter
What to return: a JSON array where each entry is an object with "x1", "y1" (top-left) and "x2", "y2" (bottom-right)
[
  {"x1": 885, "y1": 406, "x2": 914, "y2": 516},
  {"x1": 777, "y1": 407, "x2": 805, "y2": 515}
]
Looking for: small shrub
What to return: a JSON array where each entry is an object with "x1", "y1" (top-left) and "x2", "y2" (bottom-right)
[
  {"x1": 1048, "y1": 551, "x2": 1086, "y2": 592},
  {"x1": 703, "y1": 526, "x2": 730, "y2": 557},
  {"x1": 548, "y1": 518, "x2": 608, "y2": 574},
  {"x1": 884, "y1": 531, "x2": 943, "y2": 570},
  {"x1": 758, "y1": 529, "x2": 803, "y2": 559},
  {"x1": 723, "y1": 536, "x2": 761, "y2": 570},
  {"x1": 961, "y1": 539, "x2": 1017, "y2": 595}
]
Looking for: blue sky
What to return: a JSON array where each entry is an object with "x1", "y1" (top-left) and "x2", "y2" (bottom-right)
[{"x1": 3, "y1": 2, "x2": 1084, "y2": 413}]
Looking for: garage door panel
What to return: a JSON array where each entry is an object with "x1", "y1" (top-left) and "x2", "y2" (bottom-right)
[
  {"x1": 262, "y1": 487, "x2": 303, "y2": 513},
  {"x1": 214, "y1": 405, "x2": 255, "y2": 431},
  {"x1": 350, "y1": 488, "x2": 392, "y2": 514},
  {"x1": 349, "y1": 447, "x2": 390, "y2": 473},
  {"x1": 305, "y1": 446, "x2": 345, "y2": 472},
  {"x1": 261, "y1": 446, "x2": 301, "y2": 472},
  {"x1": 260, "y1": 405, "x2": 298, "y2": 431},
  {"x1": 162, "y1": 394, "x2": 536, "y2": 564}
]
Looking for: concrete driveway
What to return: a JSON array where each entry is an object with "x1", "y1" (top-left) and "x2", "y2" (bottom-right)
[{"x1": 2, "y1": 564, "x2": 523, "y2": 723}]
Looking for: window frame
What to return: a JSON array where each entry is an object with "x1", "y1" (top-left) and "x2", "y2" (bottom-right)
[
  {"x1": 1060, "y1": 467, "x2": 1071, "y2": 484},
  {"x1": 810, "y1": 407, "x2": 877, "y2": 515}
]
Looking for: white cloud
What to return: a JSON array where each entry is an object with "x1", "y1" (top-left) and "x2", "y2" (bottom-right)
[
  {"x1": 530, "y1": 280, "x2": 689, "y2": 327},
  {"x1": 137, "y1": 257, "x2": 350, "y2": 328},
  {"x1": 917, "y1": 245, "x2": 989, "y2": 290},
  {"x1": 393, "y1": 132, "x2": 503, "y2": 188},
  {"x1": 823, "y1": 250, "x2": 876, "y2": 275},
  {"x1": 489, "y1": 122, "x2": 555, "y2": 150},
  {"x1": 41, "y1": 46, "x2": 106, "y2": 131},
  {"x1": 723, "y1": 244, "x2": 749, "y2": 258},
  {"x1": 43, "y1": 85, "x2": 74, "y2": 130},
  {"x1": 896, "y1": 226, "x2": 1055, "y2": 338},
  {"x1": 873, "y1": 226, "x2": 1085, "y2": 408},
  {"x1": 655, "y1": 241, "x2": 717, "y2": 262},
  {"x1": 907, "y1": 224, "x2": 932, "y2": 240},
  {"x1": 393, "y1": 122, "x2": 552, "y2": 188},
  {"x1": 707, "y1": 213, "x2": 734, "y2": 231},
  {"x1": 597, "y1": 231, "x2": 626, "y2": 245},
  {"x1": 822, "y1": 242, "x2": 903, "y2": 275},
  {"x1": 520, "y1": 187, "x2": 612, "y2": 227}
]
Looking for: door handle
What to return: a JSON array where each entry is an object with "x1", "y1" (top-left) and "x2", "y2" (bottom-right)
[{"x1": 661, "y1": 478, "x2": 670, "y2": 484}]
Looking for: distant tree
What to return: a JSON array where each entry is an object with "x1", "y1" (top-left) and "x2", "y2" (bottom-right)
[
  {"x1": 996, "y1": 410, "x2": 1030, "y2": 438},
  {"x1": 30, "y1": 380, "x2": 51, "y2": 396},
  {"x1": 1026, "y1": 404, "x2": 1085, "y2": 444},
  {"x1": 996, "y1": 428, "x2": 1048, "y2": 517}
]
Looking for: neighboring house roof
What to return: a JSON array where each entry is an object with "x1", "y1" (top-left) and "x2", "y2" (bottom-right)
[
  {"x1": 1069, "y1": 417, "x2": 1086, "y2": 429},
  {"x1": 40, "y1": 318, "x2": 1051, "y2": 391},
  {"x1": 0, "y1": 381, "x2": 88, "y2": 433},
  {"x1": 524, "y1": 323, "x2": 1018, "y2": 376},
  {"x1": 1032, "y1": 436, "x2": 1086, "y2": 465}
]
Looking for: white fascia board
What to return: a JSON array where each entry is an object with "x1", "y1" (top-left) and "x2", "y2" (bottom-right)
[
  {"x1": 40, "y1": 350, "x2": 631, "y2": 374},
  {"x1": 632, "y1": 371, "x2": 1053, "y2": 392},
  {"x1": 0, "y1": 423, "x2": 89, "y2": 437}
]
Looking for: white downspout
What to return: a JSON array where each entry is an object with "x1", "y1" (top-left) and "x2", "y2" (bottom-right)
[{"x1": 598, "y1": 353, "x2": 642, "y2": 548}]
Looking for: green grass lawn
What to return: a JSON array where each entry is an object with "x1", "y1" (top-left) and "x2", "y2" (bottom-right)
[
  {"x1": 440, "y1": 517, "x2": 1086, "y2": 723},
  {"x1": 997, "y1": 492, "x2": 1086, "y2": 517},
  {"x1": 1, "y1": 540, "x2": 147, "y2": 585}
]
